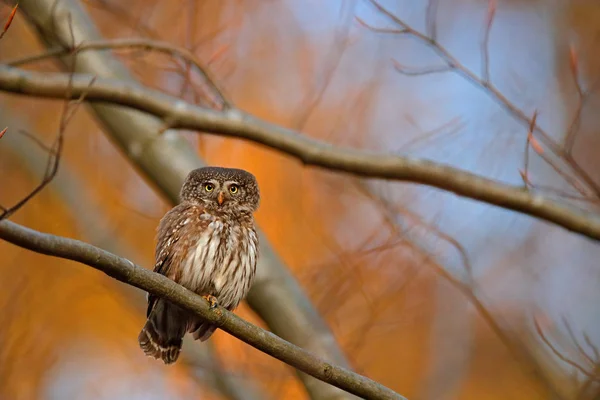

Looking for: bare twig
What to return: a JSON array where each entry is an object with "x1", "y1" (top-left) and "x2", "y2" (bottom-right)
[
  {"x1": 357, "y1": 180, "x2": 560, "y2": 395},
  {"x1": 392, "y1": 59, "x2": 452, "y2": 76},
  {"x1": 534, "y1": 317, "x2": 600, "y2": 382},
  {"x1": 82, "y1": 0, "x2": 161, "y2": 38},
  {"x1": 15, "y1": 128, "x2": 55, "y2": 154},
  {"x1": 481, "y1": 0, "x2": 496, "y2": 84},
  {"x1": 293, "y1": 9, "x2": 353, "y2": 131},
  {"x1": 564, "y1": 45, "x2": 585, "y2": 153},
  {"x1": 425, "y1": 0, "x2": 439, "y2": 41},
  {"x1": 520, "y1": 185, "x2": 600, "y2": 206},
  {"x1": 355, "y1": 16, "x2": 407, "y2": 35},
  {"x1": 584, "y1": 334, "x2": 600, "y2": 363},
  {"x1": 5, "y1": 37, "x2": 229, "y2": 109},
  {"x1": 0, "y1": 3, "x2": 18, "y2": 40},
  {"x1": 521, "y1": 109, "x2": 598, "y2": 201},
  {"x1": 362, "y1": 0, "x2": 600, "y2": 199},
  {"x1": 520, "y1": 110, "x2": 538, "y2": 188},
  {"x1": 176, "y1": 0, "x2": 197, "y2": 101},
  {"x1": 0, "y1": 220, "x2": 407, "y2": 400},
  {"x1": 395, "y1": 115, "x2": 465, "y2": 153},
  {"x1": 0, "y1": 32, "x2": 95, "y2": 221},
  {"x1": 562, "y1": 317, "x2": 597, "y2": 368},
  {"x1": 98, "y1": 1, "x2": 230, "y2": 101},
  {"x1": 1, "y1": 66, "x2": 599, "y2": 241}
]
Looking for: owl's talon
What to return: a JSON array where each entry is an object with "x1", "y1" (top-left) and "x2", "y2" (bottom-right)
[{"x1": 202, "y1": 294, "x2": 218, "y2": 309}]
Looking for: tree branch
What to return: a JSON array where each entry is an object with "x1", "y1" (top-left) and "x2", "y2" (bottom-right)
[
  {"x1": 0, "y1": 65, "x2": 598, "y2": 241},
  {"x1": 5, "y1": 37, "x2": 229, "y2": 109},
  {"x1": 534, "y1": 317, "x2": 600, "y2": 383},
  {"x1": 0, "y1": 220, "x2": 406, "y2": 400}
]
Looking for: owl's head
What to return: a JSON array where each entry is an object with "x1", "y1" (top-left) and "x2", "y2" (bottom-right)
[{"x1": 180, "y1": 166, "x2": 260, "y2": 214}]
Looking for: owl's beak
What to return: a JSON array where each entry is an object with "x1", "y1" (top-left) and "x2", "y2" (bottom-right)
[{"x1": 217, "y1": 191, "x2": 225, "y2": 206}]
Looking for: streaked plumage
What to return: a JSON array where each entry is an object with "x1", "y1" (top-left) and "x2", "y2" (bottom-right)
[{"x1": 138, "y1": 166, "x2": 260, "y2": 364}]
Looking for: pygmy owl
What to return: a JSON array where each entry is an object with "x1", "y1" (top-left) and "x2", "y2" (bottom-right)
[{"x1": 138, "y1": 166, "x2": 260, "y2": 364}]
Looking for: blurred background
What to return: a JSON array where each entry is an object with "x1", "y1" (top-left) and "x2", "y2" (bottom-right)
[{"x1": 1, "y1": 0, "x2": 599, "y2": 399}]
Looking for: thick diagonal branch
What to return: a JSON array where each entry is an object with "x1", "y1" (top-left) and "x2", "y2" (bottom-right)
[
  {"x1": 0, "y1": 220, "x2": 406, "y2": 400},
  {"x1": 0, "y1": 65, "x2": 599, "y2": 241}
]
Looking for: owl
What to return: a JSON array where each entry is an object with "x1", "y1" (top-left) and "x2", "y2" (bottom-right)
[{"x1": 138, "y1": 166, "x2": 260, "y2": 364}]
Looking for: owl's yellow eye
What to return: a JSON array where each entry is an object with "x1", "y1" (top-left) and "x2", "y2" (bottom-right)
[
  {"x1": 204, "y1": 183, "x2": 214, "y2": 192},
  {"x1": 229, "y1": 185, "x2": 239, "y2": 194}
]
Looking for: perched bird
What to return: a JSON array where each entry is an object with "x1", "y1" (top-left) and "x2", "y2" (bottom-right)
[{"x1": 138, "y1": 166, "x2": 260, "y2": 364}]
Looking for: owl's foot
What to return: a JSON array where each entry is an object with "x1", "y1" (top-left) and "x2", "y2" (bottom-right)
[{"x1": 202, "y1": 294, "x2": 219, "y2": 309}]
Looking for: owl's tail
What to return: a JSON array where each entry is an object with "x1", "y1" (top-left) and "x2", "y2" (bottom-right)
[
  {"x1": 138, "y1": 299, "x2": 187, "y2": 364},
  {"x1": 189, "y1": 321, "x2": 217, "y2": 342}
]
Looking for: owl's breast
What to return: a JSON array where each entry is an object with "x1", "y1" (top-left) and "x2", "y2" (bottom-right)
[{"x1": 180, "y1": 219, "x2": 258, "y2": 310}]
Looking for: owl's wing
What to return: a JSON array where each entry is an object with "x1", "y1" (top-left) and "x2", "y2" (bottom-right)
[{"x1": 146, "y1": 202, "x2": 206, "y2": 318}]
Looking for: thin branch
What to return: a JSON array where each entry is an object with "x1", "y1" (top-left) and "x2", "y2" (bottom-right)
[
  {"x1": 83, "y1": 0, "x2": 234, "y2": 88},
  {"x1": 1, "y1": 66, "x2": 599, "y2": 241},
  {"x1": 82, "y1": 0, "x2": 161, "y2": 38},
  {"x1": 584, "y1": 333, "x2": 600, "y2": 363},
  {"x1": 5, "y1": 37, "x2": 229, "y2": 109},
  {"x1": 0, "y1": 3, "x2": 18, "y2": 40},
  {"x1": 293, "y1": 9, "x2": 353, "y2": 131},
  {"x1": 0, "y1": 16, "x2": 91, "y2": 221},
  {"x1": 521, "y1": 185, "x2": 600, "y2": 206},
  {"x1": 481, "y1": 0, "x2": 496, "y2": 84},
  {"x1": 395, "y1": 115, "x2": 465, "y2": 153},
  {"x1": 392, "y1": 59, "x2": 453, "y2": 76},
  {"x1": 359, "y1": 181, "x2": 559, "y2": 395},
  {"x1": 562, "y1": 317, "x2": 597, "y2": 368},
  {"x1": 0, "y1": 42, "x2": 93, "y2": 220},
  {"x1": 363, "y1": 0, "x2": 600, "y2": 199},
  {"x1": 15, "y1": 129, "x2": 55, "y2": 154},
  {"x1": 564, "y1": 45, "x2": 584, "y2": 153},
  {"x1": 425, "y1": 0, "x2": 439, "y2": 41},
  {"x1": 520, "y1": 110, "x2": 538, "y2": 188},
  {"x1": 177, "y1": 0, "x2": 197, "y2": 101},
  {"x1": 534, "y1": 317, "x2": 600, "y2": 382},
  {"x1": 0, "y1": 220, "x2": 407, "y2": 400},
  {"x1": 355, "y1": 16, "x2": 407, "y2": 35},
  {"x1": 522, "y1": 132, "x2": 593, "y2": 200}
]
